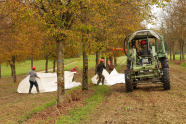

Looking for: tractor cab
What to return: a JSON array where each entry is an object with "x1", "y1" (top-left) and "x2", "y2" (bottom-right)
[{"x1": 124, "y1": 29, "x2": 170, "y2": 92}]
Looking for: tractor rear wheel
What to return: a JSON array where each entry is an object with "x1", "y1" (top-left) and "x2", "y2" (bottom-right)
[
  {"x1": 162, "y1": 68, "x2": 170, "y2": 90},
  {"x1": 125, "y1": 71, "x2": 133, "y2": 92}
]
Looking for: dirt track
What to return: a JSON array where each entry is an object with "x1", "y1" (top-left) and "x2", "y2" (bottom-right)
[
  {"x1": 0, "y1": 64, "x2": 185, "y2": 124},
  {"x1": 81, "y1": 64, "x2": 186, "y2": 124}
]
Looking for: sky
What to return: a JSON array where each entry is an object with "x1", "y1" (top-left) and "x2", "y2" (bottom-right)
[{"x1": 144, "y1": 5, "x2": 165, "y2": 29}]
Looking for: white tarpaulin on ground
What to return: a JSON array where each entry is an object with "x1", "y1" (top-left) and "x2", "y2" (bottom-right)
[
  {"x1": 17, "y1": 71, "x2": 81, "y2": 93},
  {"x1": 91, "y1": 69, "x2": 125, "y2": 85}
]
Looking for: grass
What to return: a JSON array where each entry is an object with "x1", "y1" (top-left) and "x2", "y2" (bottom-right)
[
  {"x1": 64, "y1": 55, "x2": 97, "y2": 71},
  {"x1": 0, "y1": 55, "x2": 125, "y2": 77},
  {"x1": 56, "y1": 57, "x2": 126, "y2": 123},
  {"x1": 116, "y1": 56, "x2": 127, "y2": 72},
  {"x1": 167, "y1": 54, "x2": 186, "y2": 61},
  {"x1": 181, "y1": 62, "x2": 186, "y2": 67},
  {"x1": 0, "y1": 56, "x2": 95, "y2": 77},
  {"x1": 167, "y1": 54, "x2": 186, "y2": 67},
  {"x1": 17, "y1": 67, "x2": 97, "y2": 123},
  {"x1": 57, "y1": 85, "x2": 110, "y2": 124},
  {"x1": 18, "y1": 98, "x2": 57, "y2": 123},
  {"x1": 1, "y1": 58, "x2": 80, "y2": 77},
  {"x1": 4, "y1": 55, "x2": 126, "y2": 123}
]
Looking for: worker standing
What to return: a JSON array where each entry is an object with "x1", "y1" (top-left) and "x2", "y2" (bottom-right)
[
  {"x1": 96, "y1": 59, "x2": 106, "y2": 85},
  {"x1": 71, "y1": 66, "x2": 78, "y2": 82},
  {"x1": 28, "y1": 66, "x2": 40, "y2": 93}
]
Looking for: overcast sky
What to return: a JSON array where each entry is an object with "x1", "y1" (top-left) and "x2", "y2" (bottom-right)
[{"x1": 144, "y1": 5, "x2": 165, "y2": 29}]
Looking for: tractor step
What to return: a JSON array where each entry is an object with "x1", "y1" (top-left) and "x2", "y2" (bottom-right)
[
  {"x1": 132, "y1": 74, "x2": 156, "y2": 79},
  {"x1": 136, "y1": 82, "x2": 163, "y2": 85}
]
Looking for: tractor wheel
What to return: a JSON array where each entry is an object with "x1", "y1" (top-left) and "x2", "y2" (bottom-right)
[
  {"x1": 160, "y1": 57, "x2": 169, "y2": 68},
  {"x1": 125, "y1": 71, "x2": 133, "y2": 92},
  {"x1": 133, "y1": 82, "x2": 137, "y2": 89},
  {"x1": 162, "y1": 68, "x2": 170, "y2": 90},
  {"x1": 127, "y1": 60, "x2": 131, "y2": 71}
]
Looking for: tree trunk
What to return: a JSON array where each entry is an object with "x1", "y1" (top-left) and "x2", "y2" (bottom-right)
[
  {"x1": 12, "y1": 64, "x2": 16, "y2": 82},
  {"x1": 56, "y1": 38, "x2": 65, "y2": 107},
  {"x1": 53, "y1": 60, "x2": 56, "y2": 72},
  {"x1": 106, "y1": 57, "x2": 109, "y2": 69},
  {"x1": 182, "y1": 45, "x2": 184, "y2": 61},
  {"x1": 31, "y1": 57, "x2": 33, "y2": 69},
  {"x1": 114, "y1": 56, "x2": 117, "y2": 66},
  {"x1": 95, "y1": 51, "x2": 99, "y2": 75},
  {"x1": 45, "y1": 55, "x2": 48, "y2": 73},
  {"x1": 169, "y1": 47, "x2": 172, "y2": 60},
  {"x1": 0, "y1": 63, "x2": 1, "y2": 78},
  {"x1": 109, "y1": 56, "x2": 113, "y2": 64},
  {"x1": 180, "y1": 45, "x2": 182, "y2": 61},
  {"x1": 173, "y1": 49, "x2": 175, "y2": 61},
  {"x1": 82, "y1": 35, "x2": 88, "y2": 91},
  {"x1": 12, "y1": 56, "x2": 16, "y2": 82},
  {"x1": 10, "y1": 64, "x2": 13, "y2": 77}
]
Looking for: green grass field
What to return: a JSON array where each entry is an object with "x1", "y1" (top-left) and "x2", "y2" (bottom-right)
[
  {"x1": 0, "y1": 56, "x2": 95, "y2": 77},
  {"x1": 167, "y1": 54, "x2": 186, "y2": 67},
  {"x1": 2, "y1": 54, "x2": 185, "y2": 78},
  {"x1": 167, "y1": 54, "x2": 186, "y2": 60},
  {"x1": 1, "y1": 55, "x2": 126, "y2": 77},
  {"x1": 1, "y1": 58, "x2": 82, "y2": 77}
]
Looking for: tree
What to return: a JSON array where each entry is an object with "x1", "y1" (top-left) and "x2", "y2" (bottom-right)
[
  {"x1": 161, "y1": 0, "x2": 185, "y2": 61},
  {"x1": 31, "y1": 0, "x2": 75, "y2": 107},
  {"x1": 0, "y1": 0, "x2": 42, "y2": 82}
]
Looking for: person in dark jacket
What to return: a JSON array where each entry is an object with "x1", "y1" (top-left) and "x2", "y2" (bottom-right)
[
  {"x1": 28, "y1": 66, "x2": 40, "y2": 93},
  {"x1": 96, "y1": 59, "x2": 106, "y2": 85}
]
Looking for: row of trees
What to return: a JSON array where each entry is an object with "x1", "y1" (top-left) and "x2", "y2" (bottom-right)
[
  {"x1": 160, "y1": 0, "x2": 185, "y2": 61},
  {"x1": 0, "y1": 0, "x2": 166, "y2": 106}
]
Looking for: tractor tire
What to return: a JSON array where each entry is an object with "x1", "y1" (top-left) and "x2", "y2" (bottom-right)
[
  {"x1": 125, "y1": 71, "x2": 133, "y2": 92},
  {"x1": 160, "y1": 57, "x2": 169, "y2": 68},
  {"x1": 127, "y1": 60, "x2": 131, "y2": 71},
  {"x1": 133, "y1": 82, "x2": 137, "y2": 89},
  {"x1": 162, "y1": 68, "x2": 170, "y2": 90}
]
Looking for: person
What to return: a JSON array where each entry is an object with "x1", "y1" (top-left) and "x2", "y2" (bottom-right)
[
  {"x1": 71, "y1": 66, "x2": 78, "y2": 81},
  {"x1": 96, "y1": 59, "x2": 106, "y2": 85},
  {"x1": 138, "y1": 40, "x2": 152, "y2": 56},
  {"x1": 71, "y1": 66, "x2": 78, "y2": 72},
  {"x1": 137, "y1": 40, "x2": 152, "y2": 65},
  {"x1": 28, "y1": 66, "x2": 40, "y2": 93},
  {"x1": 107, "y1": 61, "x2": 115, "y2": 74}
]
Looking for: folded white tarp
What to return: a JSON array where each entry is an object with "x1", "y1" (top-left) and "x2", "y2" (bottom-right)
[
  {"x1": 17, "y1": 71, "x2": 81, "y2": 93},
  {"x1": 91, "y1": 69, "x2": 125, "y2": 85}
]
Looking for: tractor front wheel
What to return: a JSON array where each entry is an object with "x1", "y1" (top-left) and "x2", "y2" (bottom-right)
[
  {"x1": 162, "y1": 68, "x2": 170, "y2": 90},
  {"x1": 125, "y1": 71, "x2": 133, "y2": 92},
  {"x1": 133, "y1": 81, "x2": 137, "y2": 89}
]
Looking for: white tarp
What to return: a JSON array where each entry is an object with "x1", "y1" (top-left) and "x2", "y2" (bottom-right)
[
  {"x1": 17, "y1": 71, "x2": 81, "y2": 93},
  {"x1": 91, "y1": 69, "x2": 125, "y2": 85}
]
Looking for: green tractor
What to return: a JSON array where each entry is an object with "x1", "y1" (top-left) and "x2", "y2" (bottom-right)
[{"x1": 124, "y1": 29, "x2": 170, "y2": 92}]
